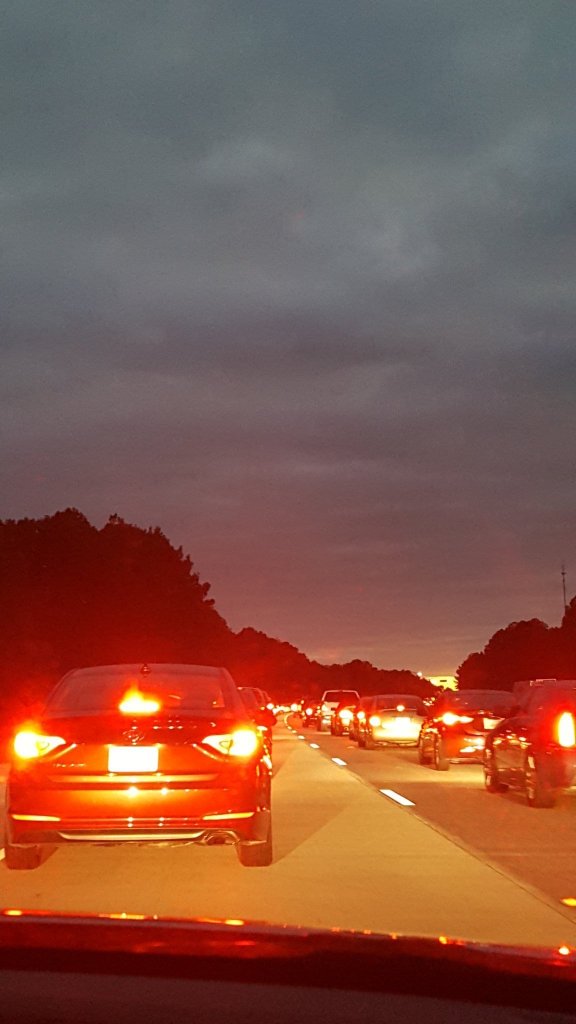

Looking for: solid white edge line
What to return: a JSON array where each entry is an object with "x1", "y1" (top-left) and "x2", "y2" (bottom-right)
[
  {"x1": 380, "y1": 788, "x2": 415, "y2": 807},
  {"x1": 332, "y1": 757, "x2": 347, "y2": 766}
]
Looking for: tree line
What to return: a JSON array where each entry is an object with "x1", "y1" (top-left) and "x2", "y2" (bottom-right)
[
  {"x1": 0, "y1": 509, "x2": 430, "y2": 730},
  {"x1": 457, "y1": 605, "x2": 576, "y2": 690}
]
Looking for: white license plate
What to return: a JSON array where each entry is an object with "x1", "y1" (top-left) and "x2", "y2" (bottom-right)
[
  {"x1": 108, "y1": 746, "x2": 159, "y2": 773},
  {"x1": 483, "y1": 718, "x2": 500, "y2": 730},
  {"x1": 383, "y1": 717, "x2": 412, "y2": 734}
]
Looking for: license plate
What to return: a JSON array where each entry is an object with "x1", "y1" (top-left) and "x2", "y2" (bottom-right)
[
  {"x1": 108, "y1": 746, "x2": 159, "y2": 773},
  {"x1": 384, "y1": 717, "x2": 412, "y2": 733},
  {"x1": 483, "y1": 718, "x2": 500, "y2": 730}
]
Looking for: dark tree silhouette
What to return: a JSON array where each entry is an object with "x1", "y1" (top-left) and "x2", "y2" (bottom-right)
[
  {"x1": 0, "y1": 509, "x2": 229, "y2": 714},
  {"x1": 0, "y1": 507, "x2": 433, "y2": 744},
  {"x1": 457, "y1": 613, "x2": 573, "y2": 690}
]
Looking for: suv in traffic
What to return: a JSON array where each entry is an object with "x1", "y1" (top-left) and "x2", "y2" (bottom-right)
[{"x1": 484, "y1": 678, "x2": 576, "y2": 807}]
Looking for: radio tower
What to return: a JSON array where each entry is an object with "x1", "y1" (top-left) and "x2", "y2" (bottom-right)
[{"x1": 561, "y1": 563, "x2": 568, "y2": 613}]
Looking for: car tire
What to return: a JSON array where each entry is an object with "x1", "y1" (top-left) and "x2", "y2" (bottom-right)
[
  {"x1": 4, "y1": 838, "x2": 42, "y2": 871},
  {"x1": 484, "y1": 751, "x2": 507, "y2": 793},
  {"x1": 316, "y1": 719, "x2": 324, "y2": 733},
  {"x1": 417, "y1": 737, "x2": 430, "y2": 765},
  {"x1": 237, "y1": 825, "x2": 273, "y2": 867},
  {"x1": 357, "y1": 732, "x2": 366, "y2": 748},
  {"x1": 364, "y1": 732, "x2": 376, "y2": 750},
  {"x1": 433, "y1": 738, "x2": 450, "y2": 771},
  {"x1": 525, "y1": 756, "x2": 556, "y2": 809}
]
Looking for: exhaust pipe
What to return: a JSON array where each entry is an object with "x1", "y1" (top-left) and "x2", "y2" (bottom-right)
[{"x1": 199, "y1": 829, "x2": 238, "y2": 846}]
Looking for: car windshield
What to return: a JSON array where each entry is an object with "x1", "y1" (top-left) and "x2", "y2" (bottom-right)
[
  {"x1": 3, "y1": 0, "x2": 576, "y2": 988},
  {"x1": 528, "y1": 688, "x2": 576, "y2": 716},
  {"x1": 45, "y1": 666, "x2": 237, "y2": 714},
  {"x1": 373, "y1": 696, "x2": 425, "y2": 714},
  {"x1": 448, "y1": 691, "x2": 514, "y2": 713}
]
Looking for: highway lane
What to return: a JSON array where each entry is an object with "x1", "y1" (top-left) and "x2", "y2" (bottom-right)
[
  {"x1": 2, "y1": 723, "x2": 576, "y2": 948},
  {"x1": 297, "y1": 717, "x2": 576, "y2": 911}
]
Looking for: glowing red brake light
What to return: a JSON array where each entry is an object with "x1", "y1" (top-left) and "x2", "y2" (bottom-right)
[
  {"x1": 119, "y1": 690, "x2": 161, "y2": 715},
  {"x1": 203, "y1": 728, "x2": 260, "y2": 757},
  {"x1": 557, "y1": 712, "x2": 576, "y2": 748},
  {"x1": 13, "y1": 729, "x2": 66, "y2": 760},
  {"x1": 441, "y1": 712, "x2": 474, "y2": 726}
]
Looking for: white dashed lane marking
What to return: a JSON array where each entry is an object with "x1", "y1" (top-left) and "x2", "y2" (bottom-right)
[
  {"x1": 380, "y1": 788, "x2": 415, "y2": 807},
  {"x1": 331, "y1": 757, "x2": 347, "y2": 767}
]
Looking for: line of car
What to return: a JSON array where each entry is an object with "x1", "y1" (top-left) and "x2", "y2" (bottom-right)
[
  {"x1": 299, "y1": 678, "x2": 576, "y2": 810},
  {"x1": 6, "y1": 669, "x2": 576, "y2": 876}
]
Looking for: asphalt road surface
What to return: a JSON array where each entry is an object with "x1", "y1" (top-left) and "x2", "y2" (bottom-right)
[{"x1": 2, "y1": 719, "x2": 576, "y2": 950}]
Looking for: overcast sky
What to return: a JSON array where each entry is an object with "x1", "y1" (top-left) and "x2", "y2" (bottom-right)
[{"x1": 2, "y1": 1, "x2": 575, "y2": 674}]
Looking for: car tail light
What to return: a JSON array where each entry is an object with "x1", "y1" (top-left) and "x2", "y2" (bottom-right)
[
  {"x1": 557, "y1": 712, "x2": 576, "y2": 748},
  {"x1": 441, "y1": 712, "x2": 474, "y2": 726},
  {"x1": 357, "y1": 711, "x2": 366, "y2": 721},
  {"x1": 369, "y1": 715, "x2": 381, "y2": 727},
  {"x1": 396, "y1": 705, "x2": 405, "y2": 712},
  {"x1": 13, "y1": 729, "x2": 67, "y2": 760},
  {"x1": 203, "y1": 728, "x2": 260, "y2": 757},
  {"x1": 339, "y1": 709, "x2": 353, "y2": 722},
  {"x1": 119, "y1": 690, "x2": 161, "y2": 715}
]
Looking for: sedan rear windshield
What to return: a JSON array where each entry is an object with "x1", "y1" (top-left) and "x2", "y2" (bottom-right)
[
  {"x1": 373, "y1": 696, "x2": 425, "y2": 713},
  {"x1": 450, "y1": 691, "x2": 513, "y2": 712},
  {"x1": 45, "y1": 667, "x2": 241, "y2": 714}
]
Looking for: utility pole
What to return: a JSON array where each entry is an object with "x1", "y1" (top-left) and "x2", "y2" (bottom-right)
[{"x1": 561, "y1": 563, "x2": 568, "y2": 613}]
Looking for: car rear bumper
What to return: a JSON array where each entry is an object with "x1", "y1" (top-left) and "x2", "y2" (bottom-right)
[
  {"x1": 442, "y1": 732, "x2": 486, "y2": 761},
  {"x1": 370, "y1": 726, "x2": 421, "y2": 745},
  {"x1": 5, "y1": 810, "x2": 270, "y2": 847},
  {"x1": 6, "y1": 767, "x2": 270, "y2": 847}
]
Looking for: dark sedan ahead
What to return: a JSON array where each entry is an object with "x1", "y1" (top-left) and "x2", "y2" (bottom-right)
[
  {"x1": 485, "y1": 679, "x2": 576, "y2": 807},
  {"x1": 418, "y1": 689, "x2": 514, "y2": 771},
  {"x1": 5, "y1": 663, "x2": 272, "y2": 870}
]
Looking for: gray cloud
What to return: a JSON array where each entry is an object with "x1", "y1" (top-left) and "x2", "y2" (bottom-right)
[{"x1": 2, "y1": 0, "x2": 576, "y2": 673}]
